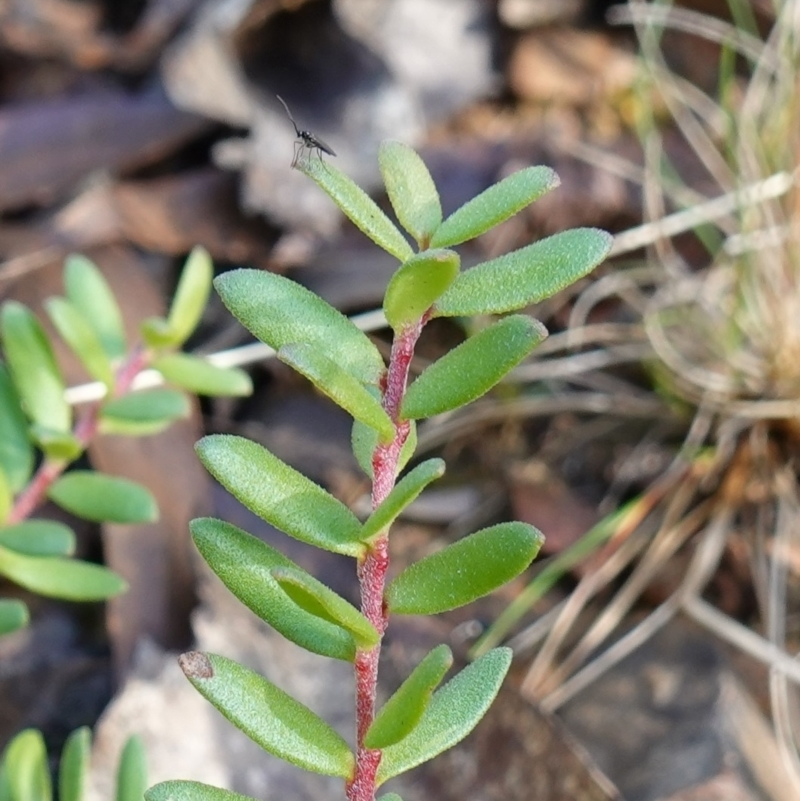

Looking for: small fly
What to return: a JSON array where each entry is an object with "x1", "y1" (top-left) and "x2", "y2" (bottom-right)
[{"x1": 276, "y1": 94, "x2": 337, "y2": 169}]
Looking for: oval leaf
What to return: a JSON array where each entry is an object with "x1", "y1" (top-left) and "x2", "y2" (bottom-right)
[
  {"x1": 379, "y1": 795, "x2": 404, "y2": 801},
  {"x1": 215, "y1": 269, "x2": 385, "y2": 386},
  {"x1": 401, "y1": 316, "x2": 547, "y2": 420},
  {"x1": 434, "y1": 228, "x2": 613, "y2": 317},
  {"x1": 48, "y1": 472, "x2": 158, "y2": 523},
  {"x1": 59, "y1": 728, "x2": 91, "y2": 801},
  {"x1": 3, "y1": 730, "x2": 51, "y2": 801},
  {"x1": 153, "y1": 354, "x2": 252, "y2": 397},
  {"x1": 0, "y1": 599, "x2": 28, "y2": 635},
  {"x1": 191, "y1": 517, "x2": 359, "y2": 661},
  {"x1": 178, "y1": 651, "x2": 354, "y2": 779},
  {"x1": 352, "y1": 417, "x2": 417, "y2": 480},
  {"x1": 197, "y1": 435, "x2": 363, "y2": 557},
  {"x1": 45, "y1": 296, "x2": 114, "y2": 387},
  {"x1": 167, "y1": 246, "x2": 213, "y2": 346},
  {"x1": 430, "y1": 166, "x2": 559, "y2": 248},
  {"x1": 271, "y1": 565, "x2": 379, "y2": 649},
  {"x1": 147, "y1": 781, "x2": 258, "y2": 801},
  {"x1": 379, "y1": 141, "x2": 442, "y2": 246},
  {"x1": 361, "y1": 459, "x2": 445, "y2": 541},
  {"x1": 0, "y1": 520, "x2": 75, "y2": 557},
  {"x1": 299, "y1": 158, "x2": 414, "y2": 262},
  {"x1": 0, "y1": 364, "x2": 34, "y2": 493},
  {"x1": 386, "y1": 522, "x2": 543, "y2": 615},
  {"x1": 0, "y1": 545, "x2": 127, "y2": 600},
  {"x1": 377, "y1": 648, "x2": 512, "y2": 784},
  {"x1": 383, "y1": 249, "x2": 460, "y2": 332},
  {"x1": 64, "y1": 255, "x2": 127, "y2": 359},
  {"x1": 1, "y1": 301, "x2": 70, "y2": 433},
  {"x1": 278, "y1": 343, "x2": 394, "y2": 441},
  {"x1": 116, "y1": 736, "x2": 147, "y2": 801},
  {"x1": 365, "y1": 644, "x2": 453, "y2": 749},
  {"x1": 102, "y1": 389, "x2": 190, "y2": 424}
]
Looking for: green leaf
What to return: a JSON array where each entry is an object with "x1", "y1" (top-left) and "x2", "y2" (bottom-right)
[
  {"x1": 379, "y1": 795, "x2": 404, "y2": 801},
  {"x1": 116, "y1": 736, "x2": 147, "y2": 801},
  {"x1": 401, "y1": 315, "x2": 547, "y2": 420},
  {"x1": 29, "y1": 426, "x2": 83, "y2": 462},
  {"x1": 196, "y1": 435, "x2": 364, "y2": 557},
  {"x1": 1, "y1": 301, "x2": 70, "y2": 433},
  {"x1": 0, "y1": 469, "x2": 9, "y2": 524},
  {"x1": 101, "y1": 389, "x2": 190, "y2": 424},
  {"x1": 271, "y1": 566, "x2": 378, "y2": 649},
  {"x1": 0, "y1": 364, "x2": 34, "y2": 492},
  {"x1": 215, "y1": 270, "x2": 385, "y2": 386},
  {"x1": 64, "y1": 255, "x2": 127, "y2": 360},
  {"x1": 59, "y1": 728, "x2": 91, "y2": 801},
  {"x1": 166, "y1": 247, "x2": 214, "y2": 347},
  {"x1": 0, "y1": 520, "x2": 75, "y2": 557},
  {"x1": 361, "y1": 459, "x2": 445, "y2": 542},
  {"x1": 48, "y1": 472, "x2": 158, "y2": 524},
  {"x1": 147, "y1": 781, "x2": 258, "y2": 801},
  {"x1": 298, "y1": 158, "x2": 414, "y2": 262},
  {"x1": 0, "y1": 599, "x2": 28, "y2": 635},
  {"x1": 386, "y1": 522, "x2": 544, "y2": 615},
  {"x1": 0, "y1": 545, "x2": 127, "y2": 600},
  {"x1": 434, "y1": 228, "x2": 613, "y2": 317},
  {"x1": 45, "y1": 296, "x2": 114, "y2": 387},
  {"x1": 98, "y1": 417, "x2": 176, "y2": 437},
  {"x1": 429, "y1": 166, "x2": 559, "y2": 248},
  {"x1": 377, "y1": 648, "x2": 512, "y2": 784},
  {"x1": 278, "y1": 344, "x2": 394, "y2": 441},
  {"x1": 140, "y1": 318, "x2": 175, "y2": 350},
  {"x1": 379, "y1": 141, "x2": 442, "y2": 246},
  {"x1": 191, "y1": 517, "x2": 360, "y2": 661},
  {"x1": 2, "y1": 730, "x2": 51, "y2": 801},
  {"x1": 178, "y1": 651, "x2": 354, "y2": 778},
  {"x1": 383, "y1": 250, "x2": 460, "y2": 332},
  {"x1": 352, "y1": 417, "x2": 417, "y2": 480},
  {"x1": 153, "y1": 354, "x2": 252, "y2": 397},
  {"x1": 365, "y1": 644, "x2": 453, "y2": 749}
]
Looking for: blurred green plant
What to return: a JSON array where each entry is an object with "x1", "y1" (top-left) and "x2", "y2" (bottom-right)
[
  {"x1": 145, "y1": 141, "x2": 610, "y2": 801},
  {"x1": 0, "y1": 248, "x2": 252, "y2": 635},
  {"x1": 0, "y1": 727, "x2": 147, "y2": 801}
]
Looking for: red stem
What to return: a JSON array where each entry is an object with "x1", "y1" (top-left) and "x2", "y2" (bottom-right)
[
  {"x1": 347, "y1": 320, "x2": 425, "y2": 801},
  {"x1": 6, "y1": 347, "x2": 150, "y2": 525}
]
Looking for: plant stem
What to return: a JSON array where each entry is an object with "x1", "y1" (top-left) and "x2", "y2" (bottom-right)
[
  {"x1": 6, "y1": 347, "x2": 150, "y2": 525},
  {"x1": 348, "y1": 321, "x2": 424, "y2": 801}
]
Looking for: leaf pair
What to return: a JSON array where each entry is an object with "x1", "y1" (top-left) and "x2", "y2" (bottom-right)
[
  {"x1": 147, "y1": 646, "x2": 511, "y2": 800},
  {"x1": 190, "y1": 517, "x2": 375, "y2": 662},
  {"x1": 302, "y1": 142, "x2": 611, "y2": 328},
  {"x1": 305, "y1": 142, "x2": 559, "y2": 256},
  {"x1": 0, "y1": 522, "x2": 123, "y2": 616},
  {"x1": 195, "y1": 434, "x2": 543, "y2": 658}
]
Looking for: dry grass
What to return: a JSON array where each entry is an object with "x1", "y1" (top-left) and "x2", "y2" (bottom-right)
[{"x1": 463, "y1": 1, "x2": 800, "y2": 794}]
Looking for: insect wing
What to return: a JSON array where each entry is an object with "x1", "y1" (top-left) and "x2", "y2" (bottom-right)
[{"x1": 306, "y1": 132, "x2": 336, "y2": 157}]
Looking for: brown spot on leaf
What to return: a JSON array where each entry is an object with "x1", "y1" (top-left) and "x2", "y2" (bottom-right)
[{"x1": 179, "y1": 651, "x2": 214, "y2": 679}]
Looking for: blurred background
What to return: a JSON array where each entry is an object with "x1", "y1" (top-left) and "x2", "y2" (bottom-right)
[{"x1": 1, "y1": 1, "x2": 798, "y2": 800}]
